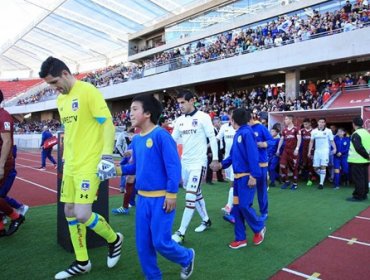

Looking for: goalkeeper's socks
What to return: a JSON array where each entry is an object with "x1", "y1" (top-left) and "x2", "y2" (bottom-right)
[
  {"x1": 67, "y1": 217, "x2": 88, "y2": 262},
  {"x1": 84, "y1": 213, "x2": 116, "y2": 243}
]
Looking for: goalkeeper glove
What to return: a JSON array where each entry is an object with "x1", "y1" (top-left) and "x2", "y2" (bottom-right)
[{"x1": 97, "y1": 155, "x2": 116, "y2": 181}]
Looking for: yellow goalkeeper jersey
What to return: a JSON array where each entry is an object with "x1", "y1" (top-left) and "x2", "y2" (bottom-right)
[{"x1": 57, "y1": 80, "x2": 112, "y2": 175}]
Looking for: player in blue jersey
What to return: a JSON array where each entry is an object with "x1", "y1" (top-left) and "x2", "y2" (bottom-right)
[
  {"x1": 120, "y1": 94, "x2": 195, "y2": 280},
  {"x1": 333, "y1": 128, "x2": 350, "y2": 189},
  {"x1": 249, "y1": 115, "x2": 272, "y2": 220},
  {"x1": 212, "y1": 108, "x2": 266, "y2": 249}
]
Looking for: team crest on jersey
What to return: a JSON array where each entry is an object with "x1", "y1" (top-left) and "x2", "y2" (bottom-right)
[
  {"x1": 146, "y1": 138, "x2": 153, "y2": 148},
  {"x1": 3, "y1": 122, "x2": 10, "y2": 131},
  {"x1": 72, "y1": 99, "x2": 79, "y2": 111},
  {"x1": 237, "y1": 135, "x2": 242, "y2": 143},
  {"x1": 81, "y1": 180, "x2": 90, "y2": 191},
  {"x1": 192, "y1": 119, "x2": 198, "y2": 127}
]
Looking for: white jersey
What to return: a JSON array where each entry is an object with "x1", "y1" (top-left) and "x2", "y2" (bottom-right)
[
  {"x1": 115, "y1": 131, "x2": 127, "y2": 156},
  {"x1": 311, "y1": 128, "x2": 334, "y2": 152},
  {"x1": 216, "y1": 123, "x2": 235, "y2": 158},
  {"x1": 172, "y1": 110, "x2": 218, "y2": 166}
]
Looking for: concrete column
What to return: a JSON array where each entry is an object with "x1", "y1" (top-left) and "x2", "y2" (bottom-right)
[{"x1": 285, "y1": 70, "x2": 300, "y2": 99}]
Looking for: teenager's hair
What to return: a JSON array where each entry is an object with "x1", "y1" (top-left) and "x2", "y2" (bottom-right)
[
  {"x1": 285, "y1": 114, "x2": 294, "y2": 120},
  {"x1": 158, "y1": 115, "x2": 168, "y2": 126},
  {"x1": 39, "y1": 56, "x2": 71, "y2": 78},
  {"x1": 232, "y1": 108, "x2": 252, "y2": 126},
  {"x1": 132, "y1": 94, "x2": 163, "y2": 124},
  {"x1": 318, "y1": 117, "x2": 326, "y2": 122},
  {"x1": 176, "y1": 89, "x2": 194, "y2": 101},
  {"x1": 303, "y1": 118, "x2": 310, "y2": 123}
]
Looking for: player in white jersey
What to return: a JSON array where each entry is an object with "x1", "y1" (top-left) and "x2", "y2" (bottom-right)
[
  {"x1": 216, "y1": 108, "x2": 235, "y2": 217},
  {"x1": 171, "y1": 90, "x2": 219, "y2": 243},
  {"x1": 308, "y1": 117, "x2": 337, "y2": 189}
]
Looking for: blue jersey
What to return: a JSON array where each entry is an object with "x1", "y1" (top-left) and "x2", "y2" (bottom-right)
[
  {"x1": 334, "y1": 135, "x2": 350, "y2": 157},
  {"x1": 267, "y1": 136, "x2": 280, "y2": 159},
  {"x1": 221, "y1": 125, "x2": 261, "y2": 178},
  {"x1": 123, "y1": 126, "x2": 181, "y2": 194},
  {"x1": 251, "y1": 122, "x2": 273, "y2": 164}
]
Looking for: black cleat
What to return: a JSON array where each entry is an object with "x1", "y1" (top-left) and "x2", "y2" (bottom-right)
[
  {"x1": 318, "y1": 184, "x2": 324, "y2": 190},
  {"x1": 7, "y1": 215, "x2": 25, "y2": 236},
  {"x1": 181, "y1": 249, "x2": 195, "y2": 279}
]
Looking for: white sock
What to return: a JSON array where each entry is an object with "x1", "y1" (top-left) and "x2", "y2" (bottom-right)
[
  {"x1": 227, "y1": 186, "x2": 234, "y2": 208},
  {"x1": 178, "y1": 207, "x2": 195, "y2": 235},
  {"x1": 195, "y1": 191, "x2": 209, "y2": 221},
  {"x1": 320, "y1": 169, "x2": 326, "y2": 185}
]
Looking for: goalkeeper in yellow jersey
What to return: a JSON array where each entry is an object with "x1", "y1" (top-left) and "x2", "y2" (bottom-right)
[{"x1": 39, "y1": 57, "x2": 123, "y2": 279}]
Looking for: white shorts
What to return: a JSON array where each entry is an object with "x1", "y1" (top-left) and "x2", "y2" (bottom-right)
[
  {"x1": 313, "y1": 151, "x2": 330, "y2": 167},
  {"x1": 224, "y1": 166, "x2": 234, "y2": 181},
  {"x1": 182, "y1": 165, "x2": 206, "y2": 192}
]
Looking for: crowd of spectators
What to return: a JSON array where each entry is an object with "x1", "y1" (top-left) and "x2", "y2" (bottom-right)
[
  {"x1": 16, "y1": 88, "x2": 57, "y2": 105},
  {"x1": 13, "y1": 0, "x2": 370, "y2": 106},
  {"x1": 14, "y1": 119, "x2": 61, "y2": 134}
]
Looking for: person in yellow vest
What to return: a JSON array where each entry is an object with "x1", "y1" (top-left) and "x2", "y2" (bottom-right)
[{"x1": 347, "y1": 117, "x2": 370, "y2": 202}]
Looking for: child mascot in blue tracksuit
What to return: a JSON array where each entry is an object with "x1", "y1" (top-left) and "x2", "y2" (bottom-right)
[
  {"x1": 121, "y1": 95, "x2": 194, "y2": 280},
  {"x1": 213, "y1": 108, "x2": 266, "y2": 249},
  {"x1": 333, "y1": 128, "x2": 350, "y2": 188},
  {"x1": 250, "y1": 119, "x2": 273, "y2": 220},
  {"x1": 267, "y1": 127, "x2": 280, "y2": 187}
]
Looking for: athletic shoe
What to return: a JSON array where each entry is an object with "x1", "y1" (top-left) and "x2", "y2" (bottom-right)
[
  {"x1": 38, "y1": 167, "x2": 46, "y2": 171},
  {"x1": 107, "y1": 232, "x2": 123, "y2": 268},
  {"x1": 290, "y1": 184, "x2": 298, "y2": 190},
  {"x1": 111, "y1": 207, "x2": 129, "y2": 215},
  {"x1": 253, "y1": 226, "x2": 266, "y2": 245},
  {"x1": 306, "y1": 180, "x2": 313, "y2": 186},
  {"x1": 17, "y1": 204, "x2": 29, "y2": 216},
  {"x1": 7, "y1": 215, "x2": 25, "y2": 236},
  {"x1": 229, "y1": 240, "x2": 247, "y2": 249},
  {"x1": 55, "y1": 260, "x2": 92, "y2": 279},
  {"x1": 172, "y1": 231, "x2": 185, "y2": 243},
  {"x1": 280, "y1": 182, "x2": 291, "y2": 189},
  {"x1": 0, "y1": 229, "x2": 7, "y2": 238},
  {"x1": 318, "y1": 184, "x2": 324, "y2": 190},
  {"x1": 333, "y1": 186, "x2": 340, "y2": 190},
  {"x1": 119, "y1": 186, "x2": 126, "y2": 193},
  {"x1": 223, "y1": 214, "x2": 235, "y2": 224},
  {"x1": 269, "y1": 182, "x2": 276, "y2": 188},
  {"x1": 221, "y1": 205, "x2": 232, "y2": 215},
  {"x1": 180, "y1": 248, "x2": 195, "y2": 279},
  {"x1": 194, "y1": 219, "x2": 212, "y2": 232}
]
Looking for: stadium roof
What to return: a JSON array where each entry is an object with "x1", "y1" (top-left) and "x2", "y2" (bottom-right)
[{"x1": 0, "y1": 0, "x2": 212, "y2": 77}]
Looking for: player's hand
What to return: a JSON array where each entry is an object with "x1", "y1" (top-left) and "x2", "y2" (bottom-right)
[
  {"x1": 257, "y1": 142, "x2": 266, "y2": 148},
  {"x1": 97, "y1": 155, "x2": 117, "y2": 181},
  {"x1": 331, "y1": 149, "x2": 337, "y2": 155},
  {"x1": 0, "y1": 166, "x2": 4, "y2": 180},
  {"x1": 275, "y1": 152, "x2": 280, "y2": 157},
  {"x1": 123, "y1": 150, "x2": 132, "y2": 158},
  {"x1": 210, "y1": 161, "x2": 221, "y2": 172},
  {"x1": 248, "y1": 176, "x2": 256, "y2": 188},
  {"x1": 293, "y1": 149, "x2": 299, "y2": 156},
  {"x1": 163, "y1": 197, "x2": 176, "y2": 213},
  {"x1": 336, "y1": 152, "x2": 342, "y2": 157}
]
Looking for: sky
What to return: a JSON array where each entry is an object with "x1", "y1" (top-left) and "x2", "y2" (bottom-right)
[{"x1": 0, "y1": 0, "x2": 44, "y2": 48}]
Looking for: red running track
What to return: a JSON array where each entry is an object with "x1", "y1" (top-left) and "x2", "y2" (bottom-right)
[
  {"x1": 7, "y1": 150, "x2": 121, "y2": 207},
  {"x1": 271, "y1": 207, "x2": 370, "y2": 280}
]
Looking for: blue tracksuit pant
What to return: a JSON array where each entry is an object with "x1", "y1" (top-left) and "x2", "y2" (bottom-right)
[
  {"x1": 333, "y1": 156, "x2": 349, "y2": 186},
  {"x1": 256, "y1": 166, "x2": 268, "y2": 215},
  {"x1": 41, "y1": 148, "x2": 56, "y2": 167},
  {"x1": 268, "y1": 156, "x2": 279, "y2": 184},
  {"x1": 136, "y1": 195, "x2": 193, "y2": 280},
  {"x1": 232, "y1": 176, "x2": 265, "y2": 241}
]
